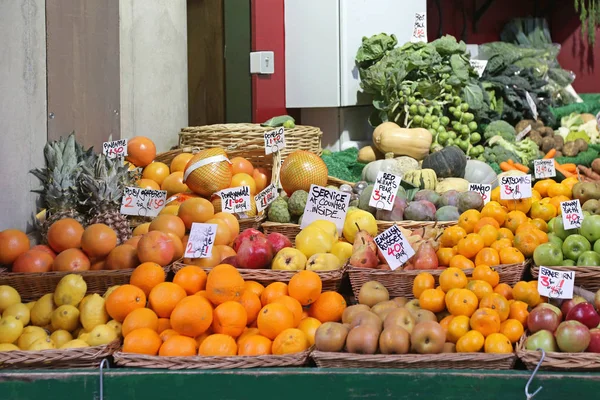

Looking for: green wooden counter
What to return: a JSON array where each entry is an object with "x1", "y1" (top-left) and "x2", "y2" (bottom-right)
[{"x1": 1, "y1": 368, "x2": 599, "y2": 399}]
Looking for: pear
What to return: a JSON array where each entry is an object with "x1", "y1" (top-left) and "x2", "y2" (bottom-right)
[
  {"x1": 349, "y1": 244, "x2": 379, "y2": 269},
  {"x1": 411, "y1": 242, "x2": 439, "y2": 270}
]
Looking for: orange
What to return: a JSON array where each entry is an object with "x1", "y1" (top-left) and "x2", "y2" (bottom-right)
[
  {"x1": 159, "y1": 335, "x2": 197, "y2": 356},
  {"x1": 149, "y1": 282, "x2": 187, "y2": 318},
  {"x1": 148, "y1": 215, "x2": 185, "y2": 239},
  {"x1": 499, "y1": 198, "x2": 531, "y2": 214},
  {"x1": 531, "y1": 229, "x2": 548, "y2": 244},
  {"x1": 274, "y1": 296, "x2": 304, "y2": 327},
  {"x1": 198, "y1": 334, "x2": 237, "y2": 356},
  {"x1": 157, "y1": 318, "x2": 171, "y2": 334},
  {"x1": 439, "y1": 267, "x2": 468, "y2": 292},
  {"x1": 297, "y1": 317, "x2": 321, "y2": 346},
  {"x1": 261, "y1": 282, "x2": 289, "y2": 306},
  {"x1": 161, "y1": 172, "x2": 189, "y2": 198},
  {"x1": 439, "y1": 315, "x2": 454, "y2": 334},
  {"x1": 51, "y1": 248, "x2": 91, "y2": 272},
  {"x1": 515, "y1": 222, "x2": 537, "y2": 235},
  {"x1": 238, "y1": 334, "x2": 272, "y2": 356},
  {"x1": 474, "y1": 217, "x2": 500, "y2": 232},
  {"x1": 204, "y1": 218, "x2": 233, "y2": 246},
  {"x1": 230, "y1": 173, "x2": 257, "y2": 195},
  {"x1": 206, "y1": 264, "x2": 245, "y2": 305},
  {"x1": 494, "y1": 283, "x2": 513, "y2": 300},
  {"x1": 484, "y1": 333, "x2": 513, "y2": 353},
  {"x1": 513, "y1": 231, "x2": 540, "y2": 258},
  {"x1": 498, "y1": 247, "x2": 525, "y2": 265},
  {"x1": 177, "y1": 198, "x2": 215, "y2": 229},
  {"x1": 445, "y1": 288, "x2": 478, "y2": 317},
  {"x1": 436, "y1": 247, "x2": 456, "y2": 267},
  {"x1": 170, "y1": 152, "x2": 194, "y2": 173},
  {"x1": 562, "y1": 176, "x2": 580, "y2": 190},
  {"x1": 497, "y1": 228, "x2": 514, "y2": 241},
  {"x1": 440, "y1": 226, "x2": 467, "y2": 248},
  {"x1": 171, "y1": 295, "x2": 213, "y2": 337},
  {"x1": 0, "y1": 229, "x2": 30, "y2": 265},
  {"x1": 504, "y1": 211, "x2": 528, "y2": 233},
  {"x1": 419, "y1": 289, "x2": 446, "y2": 313},
  {"x1": 237, "y1": 327, "x2": 260, "y2": 344},
  {"x1": 508, "y1": 300, "x2": 529, "y2": 327},
  {"x1": 160, "y1": 329, "x2": 180, "y2": 343},
  {"x1": 547, "y1": 182, "x2": 572, "y2": 199},
  {"x1": 530, "y1": 218, "x2": 548, "y2": 233},
  {"x1": 530, "y1": 202, "x2": 557, "y2": 222},
  {"x1": 123, "y1": 328, "x2": 162, "y2": 355},
  {"x1": 449, "y1": 255, "x2": 474, "y2": 270},
  {"x1": 457, "y1": 233, "x2": 484, "y2": 259},
  {"x1": 456, "y1": 330, "x2": 485, "y2": 352},
  {"x1": 479, "y1": 293, "x2": 510, "y2": 321},
  {"x1": 122, "y1": 308, "x2": 159, "y2": 337},
  {"x1": 173, "y1": 265, "x2": 207, "y2": 295},
  {"x1": 473, "y1": 264, "x2": 500, "y2": 288},
  {"x1": 478, "y1": 224, "x2": 499, "y2": 247},
  {"x1": 137, "y1": 178, "x2": 161, "y2": 190},
  {"x1": 252, "y1": 167, "x2": 271, "y2": 193},
  {"x1": 512, "y1": 281, "x2": 540, "y2": 307},
  {"x1": 470, "y1": 308, "x2": 501, "y2": 337},
  {"x1": 244, "y1": 281, "x2": 265, "y2": 298},
  {"x1": 500, "y1": 319, "x2": 524, "y2": 343},
  {"x1": 127, "y1": 136, "x2": 156, "y2": 168},
  {"x1": 288, "y1": 270, "x2": 322, "y2": 306},
  {"x1": 550, "y1": 195, "x2": 570, "y2": 214},
  {"x1": 491, "y1": 187, "x2": 501, "y2": 203},
  {"x1": 230, "y1": 157, "x2": 254, "y2": 176},
  {"x1": 474, "y1": 248, "x2": 500, "y2": 267},
  {"x1": 257, "y1": 303, "x2": 295, "y2": 340},
  {"x1": 238, "y1": 290, "x2": 262, "y2": 324},
  {"x1": 466, "y1": 280, "x2": 494, "y2": 301},
  {"x1": 130, "y1": 262, "x2": 166, "y2": 296},
  {"x1": 105, "y1": 284, "x2": 147, "y2": 322},
  {"x1": 480, "y1": 205, "x2": 507, "y2": 226},
  {"x1": 309, "y1": 291, "x2": 346, "y2": 323},
  {"x1": 47, "y1": 218, "x2": 84, "y2": 253},
  {"x1": 272, "y1": 328, "x2": 310, "y2": 355},
  {"x1": 413, "y1": 272, "x2": 436, "y2": 298},
  {"x1": 458, "y1": 210, "x2": 481, "y2": 234},
  {"x1": 533, "y1": 179, "x2": 554, "y2": 198},
  {"x1": 142, "y1": 162, "x2": 170, "y2": 186},
  {"x1": 81, "y1": 224, "x2": 117, "y2": 258},
  {"x1": 212, "y1": 301, "x2": 248, "y2": 338},
  {"x1": 447, "y1": 315, "x2": 470, "y2": 343},
  {"x1": 491, "y1": 238, "x2": 512, "y2": 253},
  {"x1": 212, "y1": 212, "x2": 240, "y2": 241},
  {"x1": 132, "y1": 223, "x2": 151, "y2": 236}
]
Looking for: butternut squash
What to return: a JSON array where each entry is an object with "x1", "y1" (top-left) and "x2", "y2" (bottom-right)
[{"x1": 372, "y1": 122, "x2": 432, "y2": 161}]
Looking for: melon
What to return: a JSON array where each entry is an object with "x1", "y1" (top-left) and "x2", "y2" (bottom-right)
[
  {"x1": 280, "y1": 151, "x2": 328, "y2": 196},
  {"x1": 183, "y1": 148, "x2": 233, "y2": 197}
]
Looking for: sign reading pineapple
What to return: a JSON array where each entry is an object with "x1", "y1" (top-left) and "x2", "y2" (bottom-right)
[
  {"x1": 120, "y1": 187, "x2": 167, "y2": 217},
  {"x1": 102, "y1": 139, "x2": 128, "y2": 159}
]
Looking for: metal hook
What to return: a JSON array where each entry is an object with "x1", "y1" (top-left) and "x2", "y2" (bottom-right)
[
  {"x1": 99, "y1": 358, "x2": 110, "y2": 400},
  {"x1": 525, "y1": 348, "x2": 545, "y2": 399}
]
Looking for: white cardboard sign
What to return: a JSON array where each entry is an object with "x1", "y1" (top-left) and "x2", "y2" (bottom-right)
[
  {"x1": 537, "y1": 266, "x2": 575, "y2": 299},
  {"x1": 218, "y1": 186, "x2": 251, "y2": 214},
  {"x1": 469, "y1": 59, "x2": 488, "y2": 77},
  {"x1": 184, "y1": 223, "x2": 217, "y2": 259},
  {"x1": 300, "y1": 184, "x2": 351, "y2": 234},
  {"x1": 102, "y1": 139, "x2": 128, "y2": 158},
  {"x1": 468, "y1": 183, "x2": 491, "y2": 205},
  {"x1": 264, "y1": 127, "x2": 286, "y2": 155},
  {"x1": 374, "y1": 225, "x2": 415, "y2": 271},
  {"x1": 369, "y1": 172, "x2": 402, "y2": 211},
  {"x1": 500, "y1": 175, "x2": 532, "y2": 200},
  {"x1": 119, "y1": 187, "x2": 167, "y2": 217},
  {"x1": 534, "y1": 159, "x2": 556, "y2": 179},
  {"x1": 561, "y1": 199, "x2": 584, "y2": 229},
  {"x1": 410, "y1": 12, "x2": 427, "y2": 43},
  {"x1": 255, "y1": 183, "x2": 279, "y2": 213}
]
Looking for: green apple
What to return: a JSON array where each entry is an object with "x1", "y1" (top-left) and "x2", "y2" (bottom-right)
[
  {"x1": 562, "y1": 235, "x2": 592, "y2": 261},
  {"x1": 533, "y1": 243, "x2": 564, "y2": 266},
  {"x1": 563, "y1": 259, "x2": 576, "y2": 266},
  {"x1": 594, "y1": 240, "x2": 600, "y2": 254},
  {"x1": 547, "y1": 233, "x2": 563, "y2": 249},
  {"x1": 548, "y1": 217, "x2": 556, "y2": 234},
  {"x1": 581, "y1": 215, "x2": 600, "y2": 243},
  {"x1": 577, "y1": 251, "x2": 600, "y2": 266},
  {"x1": 552, "y1": 217, "x2": 578, "y2": 241}
]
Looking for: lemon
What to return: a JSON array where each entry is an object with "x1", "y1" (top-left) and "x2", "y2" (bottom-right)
[
  {"x1": 86, "y1": 324, "x2": 117, "y2": 346},
  {"x1": 106, "y1": 320, "x2": 122, "y2": 338},
  {"x1": 3, "y1": 303, "x2": 30, "y2": 326},
  {"x1": 50, "y1": 330, "x2": 73, "y2": 348},
  {"x1": 60, "y1": 339, "x2": 89, "y2": 349},
  {"x1": 79, "y1": 294, "x2": 109, "y2": 331},
  {"x1": 0, "y1": 343, "x2": 19, "y2": 352},
  {"x1": 54, "y1": 274, "x2": 87, "y2": 307},
  {"x1": 29, "y1": 336, "x2": 56, "y2": 351},
  {"x1": 30, "y1": 294, "x2": 55, "y2": 327},
  {"x1": 0, "y1": 316, "x2": 24, "y2": 344},
  {"x1": 0, "y1": 286, "x2": 21, "y2": 313},
  {"x1": 51, "y1": 305, "x2": 80, "y2": 332},
  {"x1": 17, "y1": 326, "x2": 49, "y2": 350},
  {"x1": 103, "y1": 285, "x2": 121, "y2": 299}
]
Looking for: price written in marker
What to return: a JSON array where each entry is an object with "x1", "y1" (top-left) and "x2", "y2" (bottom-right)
[
  {"x1": 533, "y1": 159, "x2": 556, "y2": 179},
  {"x1": 184, "y1": 223, "x2": 217, "y2": 259},
  {"x1": 410, "y1": 12, "x2": 427, "y2": 43},
  {"x1": 537, "y1": 266, "x2": 575, "y2": 299},
  {"x1": 469, "y1": 59, "x2": 488, "y2": 77},
  {"x1": 525, "y1": 92, "x2": 539, "y2": 121},
  {"x1": 218, "y1": 186, "x2": 251, "y2": 214},
  {"x1": 300, "y1": 184, "x2": 351, "y2": 233},
  {"x1": 500, "y1": 175, "x2": 532, "y2": 200},
  {"x1": 102, "y1": 139, "x2": 128, "y2": 159},
  {"x1": 468, "y1": 183, "x2": 491, "y2": 205},
  {"x1": 264, "y1": 127, "x2": 286, "y2": 155},
  {"x1": 255, "y1": 183, "x2": 279, "y2": 213},
  {"x1": 561, "y1": 199, "x2": 584, "y2": 229},
  {"x1": 369, "y1": 172, "x2": 402, "y2": 211},
  {"x1": 374, "y1": 225, "x2": 415, "y2": 271},
  {"x1": 120, "y1": 187, "x2": 167, "y2": 218},
  {"x1": 515, "y1": 125, "x2": 532, "y2": 141}
]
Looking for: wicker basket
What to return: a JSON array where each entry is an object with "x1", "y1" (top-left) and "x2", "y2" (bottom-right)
[
  {"x1": 348, "y1": 261, "x2": 529, "y2": 300},
  {"x1": 516, "y1": 334, "x2": 600, "y2": 371},
  {"x1": 0, "y1": 340, "x2": 120, "y2": 369},
  {"x1": 311, "y1": 350, "x2": 517, "y2": 370},
  {"x1": 530, "y1": 264, "x2": 600, "y2": 292},
  {"x1": 172, "y1": 261, "x2": 345, "y2": 291},
  {"x1": 113, "y1": 346, "x2": 313, "y2": 370},
  {"x1": 0, "y1": 267, "x2": 169, "y2": 302}
]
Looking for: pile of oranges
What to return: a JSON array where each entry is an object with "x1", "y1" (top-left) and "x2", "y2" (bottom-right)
[
  {"x1": 414, "y1": 268, "x2": 542, "y2": 353},
  {"x1": 112, "y1": 264, "x2": 346, "y2": 357}
]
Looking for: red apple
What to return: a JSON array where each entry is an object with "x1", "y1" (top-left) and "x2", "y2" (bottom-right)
[
  {"x1": 536, "y1": 303, "x2": 563, "y2": 321},
  {"x1": 586, "y1": 328, "x2": 600, "y2": 353},
  {"x1": 235, "y1": 235, "x2": 274, "y2": 269},
  {"x1": 232, "y1": 228, "x2": 264, "y2": 252},
  {"x1": 266, "y1": 232, "x2": 292, "y2": 254},
  {"x1": 527, "y1": 307, "x2": 561, "y2": 334},
  {"x1": 221, "y1": 255, "x2": 240, "y2": 269},
  {"x1": 556, "y1": 320, "x2": 590, "y2": 352},
  {"x1": 560, "y1": 295, "x2": 587, "y2": 317},
  {"x1": 566, "y1": 303, "x2": 600, "y2": 329}
]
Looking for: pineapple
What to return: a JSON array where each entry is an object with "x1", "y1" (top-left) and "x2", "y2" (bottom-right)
[
  {"x1": 31, "y1": 133, "x2": 92, "y2": 242},
  {"x1": 80, "y1": 154, "x2": 136, "y2": 244}
]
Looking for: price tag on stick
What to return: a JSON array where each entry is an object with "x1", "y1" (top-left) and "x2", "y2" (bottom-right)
[
  {"x1": 264, "y1": 127, "x2": 286, "y2": 155},
  {"x1": 561, "y1": 199, "x2": 584, "y2": 229},
  {"x1": 300, "y1": 184, "x2": 351, "y2": 234},
  {"x1": 120, "y1": 187, "x2": 167, "y2": 217},
  {"x1": 515, "y1": 125, "x2": 532, "y2": 141},
  {"x1": 534, "y1": 159, "x2": 556, "y2": 179},
  {"x1": 525, "y1": 92, "x2": 539, "y2": 121},
  {"x1": 369, "y1": 172, "x2": 402, "y2": 211},
  {"x1": 255, "y1": 183, "x2": 279, "y2": 213},
  {"x1": 374, "y1": 225, "x2": 415, "y2": 271},
  {"x1": 410, "y1": 12, "x2": 427, "y2": 43},
  {"x1": 184, "y1": 223, "x2": 217, "y2": 259},
  {"x1": 500, "y1": 175, "x2": 532, "y2": 200},
  {"x1": 469, "y1": 60, "x2": 488, "y2": 77},
  {"x1": 218, "y1": 186, "x2": 251, "y2": 214},
  {"x1": 468, "y1": 183, "x2": 491, "y2": 205},
  {"x1": 102, "y1": 139, "x2": 128, "y2": 159},
  {"x1": 537, "y1": 266, "x2": 575, "y2": 299}
]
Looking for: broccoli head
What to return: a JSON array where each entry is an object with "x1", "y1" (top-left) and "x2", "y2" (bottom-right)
[
  {"x1": 488, "y1": 136, "x2": 540, "y2": 166},
  {"x1": 483, "y1": 120, "x2": 517, "y2": 142}
]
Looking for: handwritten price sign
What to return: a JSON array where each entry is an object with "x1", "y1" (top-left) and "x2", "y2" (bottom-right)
[
  {"x1": 515, "y1": 125, "x2": 532, "y2": 141},
  {"x1": 500, "y1": 175, "x2": 532, "y2": 200},
  {"x1": 537, "y1": 266, "x2": 575, "y2": 299},
  {"x1": 264, "y1": 127, "x2": 286, "y2": 155},
  {"x1": 218, "y1": 186, "x2": 251, "y2": 214},
  {"x1": 369, "y1": 172, "x2": 401, "y2": 211},
  {"x1": 561, "y1": 199, "x2": 584, "y2": 229},
  {"x1": 468, "y1": 183, "x2": 491, "y2": 205},
  {"x1": 410, "y1": 12, "x2": 427, "y2": 43},
  {"x1": 300, "y1": 185, "x2": 351, "y2": 233},
  {"x1": 184, "y1": 223, "x2": 217, "y2": 259},
  {"x1": 102, "y1": 139, "x2": 128, "y2": 159},
  {"x1": 525, "y1": 91, "x2": 539, "y2": 121},
  {"x1": 469, "y1": 60, "x2": 488, "y2": 77},
  {"x1": 255, "y1": 183, "x2": 279, "y2": 212},
  {"x1": 119, "y1": 187, "x2": 167, "y2": 217},
  {"x1": 534, "y1": 159, "x2": 556, "y2": 179},
  {"x1": 374, "y1": 225, "x2": 415, "y2": 271}
]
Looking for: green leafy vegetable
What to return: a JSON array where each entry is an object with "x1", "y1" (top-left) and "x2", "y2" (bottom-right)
[{"x1": 484, "y1": 120, "x2": 517, "y2": 142}]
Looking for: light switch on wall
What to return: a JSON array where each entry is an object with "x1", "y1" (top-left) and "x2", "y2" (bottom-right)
[{"x1": 250, "y1": 51, "x2": 275, "y2": 74}]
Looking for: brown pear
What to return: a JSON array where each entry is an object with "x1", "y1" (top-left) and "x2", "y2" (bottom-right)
[
  {"x1": 342, "y1": 304, "x2": 371, "y2": 325},
  {"x1": 411, "y1": 309, "x2": 437, "y2": 324},
  {"x1": 404, "y1": 299, "x2": 421, "y2": 314},
  {"x1": 353, "y1": 230, "x2": 377, "y2": 253},
  {"x1": 345, "y1": 325, "x2": 380, "y2": 354},
  {"x1": 392, "y1": 297, "x2": 409, "y2": 307},
  {"x1": 379, "y1": 327, "x2": 410, "y2": 354},
  {"x1": 384, "y1": 307, "x2": 416, "y2": 334},
  {"x1": 314, "y1": 322, "x2": 349, "y2": 352},
  {"x1": 358, "y1": 281, "x2": 389, "y2": 307},
  {"x1": 349, "y1": 245, "x2": 379, "y2": 269},
  {"x1": 349, "y1": 310, "x2": 382, "y2": 332},
  {"x1": 371, "y1": 300, "x2": 398, "y2": 320}
]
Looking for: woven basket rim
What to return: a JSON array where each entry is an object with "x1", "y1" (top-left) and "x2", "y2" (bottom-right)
[
  {"x1": 311, "y1": 349, "x2": 517, "y2": 364},
  {"x1": 261, "y1": 220, "x2": 458, "y2": 228},
  {"x1": 516, "y1": 333, "x2": 600, "y2": 370},
  {"x1": 347, "y1": 261, "x2": 528, "y2": 277}
]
